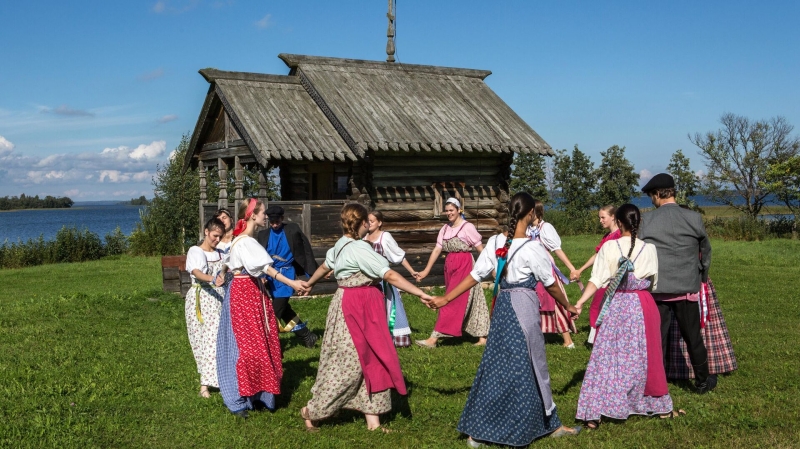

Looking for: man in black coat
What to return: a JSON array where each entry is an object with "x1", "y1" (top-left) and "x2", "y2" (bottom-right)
[
  {"x1": 257, "y1": 205, "x2": 319, "y2": 348},
  {"x1": 640, "y1": 173, "x2": 716, "y2": 393}
]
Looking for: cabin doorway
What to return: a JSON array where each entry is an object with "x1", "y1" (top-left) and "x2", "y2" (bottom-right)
[{"x1": 308, "y1": 163, "x2": 334, "y2": 200}]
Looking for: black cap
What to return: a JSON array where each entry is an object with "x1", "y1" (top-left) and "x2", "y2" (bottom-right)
[
  {"x1": 641, "y1": 173, "x2": 675, "y2": 193},
  {"x1": 265, "y1": 205, "x2": 284, "y2": 219}
]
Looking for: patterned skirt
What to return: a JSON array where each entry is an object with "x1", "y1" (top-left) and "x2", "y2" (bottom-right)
[
  {"x1": 538, "y1": 274, "x2": 577, "y2": 335},
  {"x1": 216, "y1": 275, "x2": 282, "y2": 413},
  {"x1": 665, "y1": 279, "x2": 738, "y2": 379},
  {"x1": 185, "y1": 281, "x2": 224, "y2": 387},
  {"x1": 433, "y1": 251, "x2": 490, "y2": 338},
  {"x1": 305, "y1": 272, "x2": 403, "y2": 420},
  {"x1": 458, "y1": 279, "x2": 562, "y2": 446},
  {"x1": 576, "y1": 291, "x2": 672, "y2": 421}
]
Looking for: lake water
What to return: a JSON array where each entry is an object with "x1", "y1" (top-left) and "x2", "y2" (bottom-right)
[{"x1": 0, "y1": 203, "x2": 146, "y2": 244}]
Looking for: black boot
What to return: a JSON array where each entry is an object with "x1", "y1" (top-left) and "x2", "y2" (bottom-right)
[{"x1": 293, "y1": 326, "x2": 318, "y2": 348}]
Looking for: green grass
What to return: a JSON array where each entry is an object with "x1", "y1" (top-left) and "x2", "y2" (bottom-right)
[
  {"x1": 702, "y1": 205, "x2": 793, "y2": 218},
  {"x1": 1, "y1": 242, "x2": 799, "y2": 448}
]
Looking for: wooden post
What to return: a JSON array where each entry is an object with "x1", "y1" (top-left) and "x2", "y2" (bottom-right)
[
  {"x1": 258, "y1": 170, "x2": 269, "y2": 207},
  {"x1": 199, "y1": 163, "x2": 207, "y2": 236},
  {"x1": 301, "y1": 203, "x2": 312, "y2": 240},
  {"x1": 218, "y1": 158, "x2": 228, "y2": 214},
  {"x1": 234, "y1": 156, "x2": 243, "y2": 209}
]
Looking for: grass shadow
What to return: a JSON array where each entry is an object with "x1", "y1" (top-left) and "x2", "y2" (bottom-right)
[
  {"x1": 275, "y1": 357, "x2": 318, "y2": 408},
  {"x1": 556, "y1": 369, "x2": 586, "y2": 395}
]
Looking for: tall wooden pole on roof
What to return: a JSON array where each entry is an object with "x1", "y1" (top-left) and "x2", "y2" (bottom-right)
[{"x1": 386, "y1": 0, "x2": 395, "y2": 62}]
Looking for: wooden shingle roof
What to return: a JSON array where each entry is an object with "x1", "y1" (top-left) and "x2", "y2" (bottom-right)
[
  {"x1": 185, "y1": 69, "x2": 355, "y2": 169},
  {"x1": 279, "y1": 54, "x2": 552, "y2": 156}
]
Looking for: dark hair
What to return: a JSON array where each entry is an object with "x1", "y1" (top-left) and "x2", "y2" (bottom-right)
[
  {"x1": 614, "y1": 203, "x2": 641, "y2": 259},
  {"x1": 499, "y1": 192, "x2": 537, "y2": 275},
  {"x1": 214, "y1": 208, "x2": 232, "y2": 220},
  {"x1": 651, "y1": 187, "x2": 676, "y2": 200},
  {"x1": 341, "y1": 203, "x2": 369, "y2": 239},
  {"x1": 369, "y1": 210, "x2": 384, "y2": 229},
  {"x1": 533, "y1": 199, "x2": 545, "y2": 221},
  {"x1": 204, "y1": 217, "x2": 226, "y2": 234}
]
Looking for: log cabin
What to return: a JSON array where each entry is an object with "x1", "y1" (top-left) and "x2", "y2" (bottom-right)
[{"x1": 176, "y1": 53, "x2": 552, "y2": 294}]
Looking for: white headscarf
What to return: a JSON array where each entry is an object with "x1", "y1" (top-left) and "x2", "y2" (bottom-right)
[{"x1": 444, "y1": 197, "x2": 461, "y2": 209}]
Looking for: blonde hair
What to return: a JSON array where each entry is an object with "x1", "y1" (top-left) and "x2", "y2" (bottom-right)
[{"x1": 237, "y1": 198, "x2": 264, "y2": 220}]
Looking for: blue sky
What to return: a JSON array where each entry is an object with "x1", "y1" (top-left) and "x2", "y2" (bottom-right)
[{"x1": 1, "y1": 0, "x2": 798, "y2": 200}]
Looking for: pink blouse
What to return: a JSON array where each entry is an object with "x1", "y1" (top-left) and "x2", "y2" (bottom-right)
[
  {"x1": 436, "y1": 221, "x2": 482, "y2": 248},
  {"x1": 594, "y1": 229, "x2": 621, "y2": 253}
]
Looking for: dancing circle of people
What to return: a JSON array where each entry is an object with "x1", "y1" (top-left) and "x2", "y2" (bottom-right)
[{"x1": 183, "y1": 172, "x2": 737, "y2": 446}]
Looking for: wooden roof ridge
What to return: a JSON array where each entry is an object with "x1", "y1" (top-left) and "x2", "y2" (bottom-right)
[
  {"x1": 279, "y1": 53, "x2": 492, "y2": 80},
  {"x1": 199, "y1": 68, "x2": 300, "y2": 85}
]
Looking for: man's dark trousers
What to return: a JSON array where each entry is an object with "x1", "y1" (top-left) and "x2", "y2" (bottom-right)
[{"x1": 657, "y1": 300, "x2": 709, "y2": 384}]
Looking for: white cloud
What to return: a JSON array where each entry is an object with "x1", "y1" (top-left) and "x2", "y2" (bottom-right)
[
  {"x1": 138, "y1": 68, "x2": 165, "y2": 82},
  {"x1": 26, "y1": 170, "x2": 69, "y2": 184},
  {"x1": 0, "y1": 135, "x2": 14, "y2": 156},
  {"x1": 255, "y1": 14, "x2": 273, "y2": 29},
  {"x1": 639, "y1": 169, "x2": 653, "y2": 183},
  {"x1": 132, "y1": 171, "x2": 152, "y2": 182},
  {"x1": 129, "y1": 141, "x2": 166, "y2": 160},
  {"x1": 64, "y1": 189, "x2": 80, "y2": 196},
  {"x1": 99, "y1": 170, "x2": 131, "y2": 183},
  {"x1": 153, "y1": 1, "x2": 166, "y2": 13},
  {"x1": 40, "y1": 104, "x2": 95, "y2": 117},
  {"x1": 157, "y1": 114, "x2": 178, "y2": 124}
]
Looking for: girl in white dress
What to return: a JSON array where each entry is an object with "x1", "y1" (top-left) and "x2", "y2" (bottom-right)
[
  {"x1": 527, "y1": 200, "x2": 578, "y2": 348},
  {"x1": 364, "y1": 210, "x2": 418, "y2": 347},
  {"x1": 184, "y1": 217, "x2": 227, "y2": 398}
]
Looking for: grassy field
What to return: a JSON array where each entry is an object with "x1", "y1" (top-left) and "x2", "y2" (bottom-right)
[
  {"x1": 1, "y1": 238, "x2": 799, "y2": 448},
  {"x1": 701, "y1": 205, "x2": 793, "y2": 218}
]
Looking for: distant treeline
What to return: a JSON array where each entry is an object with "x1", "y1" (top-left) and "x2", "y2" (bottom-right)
[
  {"x1": 127, "y1": 195, "x2": 150, "y2": 206},
  {"x1": 0, "y1": 194, "x2": 74, "y2": 211}
]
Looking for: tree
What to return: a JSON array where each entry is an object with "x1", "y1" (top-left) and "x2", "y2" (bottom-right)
[
  {"x1": 594, "y1": 145, "x2": 639, "y2": 207},
  {"x1": 129, "y1": 134, "x2": 199, "y2": 256},
  {"x1": 553, "y1": 145, "x2": 597, "y2": 216},
  {"x1": 510, "y1": 151, "x2": 550, "y2": 204},
  {"x1": 690, "y1": 113, "x2": 800, "y2": 218},
  {"x1": 667, "y1": 149, "x2": 700, "y2": 207},
  {"x1": 763, "y1": 155, "x2": 800, "y2": 225}
]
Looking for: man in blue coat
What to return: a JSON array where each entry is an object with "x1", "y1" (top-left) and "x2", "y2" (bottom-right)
[
  {"x1": 257, "y1": 205, "x2": 319, "y2": 348},
  {"x1": 640, "y1": 173, "x2": 716, "y2": 393}
]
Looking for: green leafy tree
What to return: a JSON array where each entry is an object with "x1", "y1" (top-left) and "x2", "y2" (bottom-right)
[
  {"x1": 510, "y1": 151, "x2": 550, "y2": 204},
  {"x1": 763, "y1": 155, "x2": 800, "y2": 228},
  {"x1": 690, "y1": 113, "x2": 800, "y2": 218},
  {"x1": 553, "y1": 145, "x2": 597, "y2": 216},
  {"x1": 594, "y1": 145, "x2": 639, "y2": 207},
  {"x1": 129, "y1": 134, "x2": 199, "y2": 256},
  {"x1": 667, "y1": 149, "x2": 701, "y2": 207}
]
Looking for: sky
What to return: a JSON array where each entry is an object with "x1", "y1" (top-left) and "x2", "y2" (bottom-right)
[{"x1": 1, "y1": 0, "x2": 798, "y2": 200}]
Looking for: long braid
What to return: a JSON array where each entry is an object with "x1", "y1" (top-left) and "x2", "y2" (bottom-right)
[
  {"x1": 628, "y1": 225, "x2": 636, "y2": 260},
  {"x1": 501, "y1": 213, "x2": 518, "y2": 277}
]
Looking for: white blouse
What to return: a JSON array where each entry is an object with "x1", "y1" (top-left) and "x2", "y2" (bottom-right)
[
  {"x1": 185, "y1": 246, "x2": 224, "y2": 281},
  {"x1": 326, "y1": 236, "x2": 391, "y2": 280},
  {"x1": 589, "y1": 238, "x2": 659, "y2": 290},
  {"x1": 529, "y1": 222, "x2": 562, "y2": 252},
  {"x1": 368, "y1": 231, "x2": 406, "y2": 265},
  {"x1": 225, "y1": 235, "x2": 274, "y2": 277},
  {"x1": 470, "y1": 234, "x2": 555, "y2": 286}
]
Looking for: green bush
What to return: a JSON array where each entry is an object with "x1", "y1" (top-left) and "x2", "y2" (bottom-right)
[
  {"x1": 0, "y1": 226, "x2": 132, "y2": 269},
  {"x1": 703, "y1": 216, "x2": 795, "y2": 241},
  {"x1": 544, "y1": 209, "x2": 604, "y2": 236},
  {"x1": 104, "y1": 227, "x2": 129, "y2": 256}
]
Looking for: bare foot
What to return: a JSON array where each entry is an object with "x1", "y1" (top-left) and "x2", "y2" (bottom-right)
[
  {"x1": 198, "y1": 387, "x2": 211, "y2": 398},
  {"x1": 473, "y1": 337, "x2": 487, "y2": 346}
]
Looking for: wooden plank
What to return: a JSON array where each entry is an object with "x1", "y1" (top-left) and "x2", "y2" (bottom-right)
[
  {"x1": 162, "y1": 266, "x2": 180, "y2": 281},
  {"x1": 161, "y1": 255, "x2": 187, "y2": 268},
  {"x1": 163, "y1": 279, "x2": 181, "y2": 293}
]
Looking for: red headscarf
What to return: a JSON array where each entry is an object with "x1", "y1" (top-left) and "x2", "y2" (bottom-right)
[{"x1": 232, "y1": 199, "x2": 257, "y2": 236}]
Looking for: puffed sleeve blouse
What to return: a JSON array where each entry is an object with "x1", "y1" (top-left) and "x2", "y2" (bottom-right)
[
  {"x1": 589, "y1": 237, "x2": 659, "y2": 290},
  {"x1": 185, "y1": 246, "x2": 223, "y2": 281},
  {"x1": 470, "y1": 234, "x2": 555, "y2": 286},
  {"x1": 226, "y1": 235, "x2": 274, "y2": 277},
  {"x1": 326, "y1": 236, "x2": 391, "y2": 280},
  {"x1": 537, "y1": 222, "x2": 562, "y2": 252},
  {"x1": 378, "y1": 231, "x2": 406, "y2": 265}
]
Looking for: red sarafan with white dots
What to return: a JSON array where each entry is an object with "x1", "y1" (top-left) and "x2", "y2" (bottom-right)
[{"x1": 229, "y1": 277, "x2": 283, "y2": 396}]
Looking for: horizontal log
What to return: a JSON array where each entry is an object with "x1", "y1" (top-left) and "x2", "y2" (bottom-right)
[
  {"x1": 378, "y1": 208, "x2": 500, "y2": 222},
  {"x1": 386, "y1": 219, "x2": 500, "y2": 233},
  {"x1": 371, "y1": 176, "x2": 502, "y2": 189},
  {"x1": 372, "y1": 167, "x2": 500, "y2": 179},
  {"x1": 372, "y1": 156, "x2": 503, "y2": 167},
  {"x1": 162, "y1": 267, "x2": 180, "y2": 281}
]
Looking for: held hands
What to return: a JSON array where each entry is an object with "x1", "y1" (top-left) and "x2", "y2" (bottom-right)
[
  {"x1": 296, "y1": 280, "x2": 313, "y2": 296},
  {"x1": 426, "y1": 295, "x2": 449, "y2": 310},
  {"x1": 213, "y1": 273, "x2": 225, "y2": 287},
  {"x1": 415, "y1": 269, "x2": 429, "y2": 282},
  {"x1": 567, "y1": 304, "x2": 580, "y2": 319},
  {"x1": 569, "y1": 269, "x2": 582, "y2": 282}
]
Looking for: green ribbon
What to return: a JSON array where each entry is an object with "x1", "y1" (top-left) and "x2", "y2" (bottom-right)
[{"x1": 384, "y1": 280, "x2": 396, "y2": 334}]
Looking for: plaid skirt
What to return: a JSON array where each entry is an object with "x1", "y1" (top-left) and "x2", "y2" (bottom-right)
[{"x1": 665, "y1": 279, "x2": 738, "y2": 379}]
